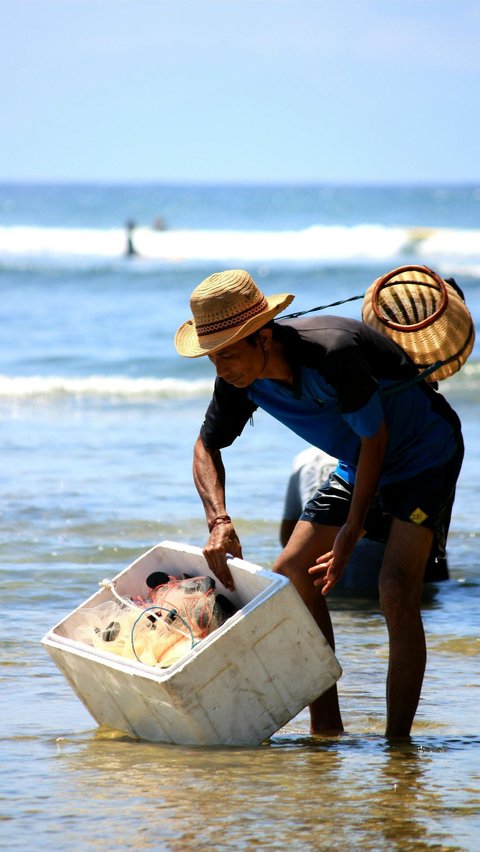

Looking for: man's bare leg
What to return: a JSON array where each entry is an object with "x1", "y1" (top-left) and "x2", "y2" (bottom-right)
[
  {"x1": 273, "y1": 520, "x2": 344, "y2": 735},
  {"x1": 379, "y1": 518, "x2": 433, "y2": 738}
]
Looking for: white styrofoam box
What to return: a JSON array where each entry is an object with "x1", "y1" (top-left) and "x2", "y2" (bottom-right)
[{"x1": 42, "y1": 540, "x2": 342, "y2": 746}]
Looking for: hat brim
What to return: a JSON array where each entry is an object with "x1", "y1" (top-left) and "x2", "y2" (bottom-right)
[{"x1": 175, "y1": 293, "x2": 295, "y2": 358}]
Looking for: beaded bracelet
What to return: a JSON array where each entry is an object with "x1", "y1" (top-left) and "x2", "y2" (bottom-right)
[{"x1": 208, "y1": 514, "x2": 232, "y2": 533}]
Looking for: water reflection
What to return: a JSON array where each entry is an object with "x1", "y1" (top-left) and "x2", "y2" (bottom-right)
[
  {"x1": 51, "y1": 730, "x2": 479, "y2": 850},
  {"x1": 5, "y1": 544, "x2": 476, "y2": 850}
]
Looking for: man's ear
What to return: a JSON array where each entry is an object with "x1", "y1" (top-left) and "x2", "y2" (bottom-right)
[{"x1": 258, "y1": 328, "x2": 273, "y2": 351}]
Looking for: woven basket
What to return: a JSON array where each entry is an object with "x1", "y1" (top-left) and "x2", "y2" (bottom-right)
[{"x1": 362, "y1": 265, "x2": 475, "y2": 381}]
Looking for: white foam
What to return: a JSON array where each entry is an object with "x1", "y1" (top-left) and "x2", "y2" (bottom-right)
[
  {"x1": 2, "y1": 223, "x2": 479, "y2": 265},
  {"x1": 417, "y1": 228, "x2": 480, "y2": 258},
  {"x1": 1, "y1": 365, "x2": 478, "y2": 403},
  {"x1": 0, "y1": 375, "x2": 214, "y2": 401},
  {"x1": 0, "y1": 226, "x2": 124, "y2": 258},
  {"x1": 134, "y1": 224, "x2": 409, "y2": 262}
]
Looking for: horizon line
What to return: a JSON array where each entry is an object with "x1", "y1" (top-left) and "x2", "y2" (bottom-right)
[{"x1": 1, "y1": 178, "x2": 479, "y2": 189}]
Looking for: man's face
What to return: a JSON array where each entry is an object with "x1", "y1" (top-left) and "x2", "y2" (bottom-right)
[{"x1": 208, "y1": 335, "x2": 266, "y2": 388}]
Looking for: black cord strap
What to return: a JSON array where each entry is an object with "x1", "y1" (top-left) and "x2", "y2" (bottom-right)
[{"x1": 282, "y1": 293, "x2": 365, "y2": 319}]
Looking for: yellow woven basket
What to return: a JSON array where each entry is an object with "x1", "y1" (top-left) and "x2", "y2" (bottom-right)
[{"x1": 362, "y1": 265, "x2": 475, "y2": 381}]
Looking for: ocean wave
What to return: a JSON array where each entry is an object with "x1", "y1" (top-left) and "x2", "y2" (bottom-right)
[
  {"x1": 1, "y1": 223, "x2": 480, "y2": 268},
  {"x1": 441, "y1": 360, "x2": 480, "y2": 395},
  {"x1": 1, "y1": 364, "x2": 479, "y2": 403},
  {"x1": 0, "y1": 375, "x2": 214, "y2": 401}
]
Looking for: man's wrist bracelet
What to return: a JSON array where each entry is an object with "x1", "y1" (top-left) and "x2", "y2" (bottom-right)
[{"x1": 208, "y1": 514, "x2": 232, "y2": 533}]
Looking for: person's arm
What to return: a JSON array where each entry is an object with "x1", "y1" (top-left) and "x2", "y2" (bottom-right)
[
  {"x1": 193, "y1": 435, "x2": 242, "y2": 591},
  {"x1": 309, "y1": 419, "x2": 389, "y2": 594}
]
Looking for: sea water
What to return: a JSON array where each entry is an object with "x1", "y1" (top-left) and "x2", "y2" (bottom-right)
[{"x1": 0, "y1": 183, "x2": 479, "y2": 850}]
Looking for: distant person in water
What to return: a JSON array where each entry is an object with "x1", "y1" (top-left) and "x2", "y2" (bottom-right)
[
  {"x1": 125, "y1": 220, "x2": 138, "y2": 257},
  {"x1": 152, "y1": 215, "x2": 167, "y2": 231}
]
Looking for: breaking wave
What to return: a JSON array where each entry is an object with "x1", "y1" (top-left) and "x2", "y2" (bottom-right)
[
  {"x1": 0, "y1": 375, "x2": 214, "y2": 401},
  {"x1": 1, "y1": 223, "x2": 480, "y2": 271},
  {"x1": 1, "y1": 364, "x2": 479, "y2": 404}
]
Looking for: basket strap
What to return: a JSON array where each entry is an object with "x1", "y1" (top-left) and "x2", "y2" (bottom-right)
[
  {"x1": 281, "y1": 293, "x2": 365, "y2": 319},
  {"x1": 380, "y1": 362, "x2": 445, "y2": 396},
  {"x1": 279, "y1": 288, "x2": 472, "y2": 391}
]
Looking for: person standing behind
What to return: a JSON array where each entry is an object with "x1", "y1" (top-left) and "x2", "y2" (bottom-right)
[{"x1": 281, "y1": 447, "x2": 336, "y2": 547}]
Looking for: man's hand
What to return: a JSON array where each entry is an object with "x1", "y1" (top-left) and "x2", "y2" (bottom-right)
[
  {"x1": 308, "y1": 522, "x2": 362, "y2": 595},
  {"x1": 310, "y1": 424, "x2": 388, "y2": 594},
  {"x1": 203, "y1": 522, "x2": 242, "y2": 592}
]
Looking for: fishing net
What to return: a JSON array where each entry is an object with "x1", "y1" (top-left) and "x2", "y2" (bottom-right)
[{"x1": 72, "y1": 572, "x2": 237, "y2": 668}]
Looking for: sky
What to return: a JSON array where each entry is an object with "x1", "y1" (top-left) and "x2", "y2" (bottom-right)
[{"x1": 1, "y1": 0, "x2": 479, "y2": 184}]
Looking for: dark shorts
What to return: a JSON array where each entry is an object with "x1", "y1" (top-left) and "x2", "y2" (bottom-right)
[{"x1": 300, "y1": 435, "x2": 464, "y2": 554}]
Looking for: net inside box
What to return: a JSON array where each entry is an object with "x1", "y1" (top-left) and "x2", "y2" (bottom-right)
[
  {"x1": 70, "y1": 571, "x2": 238, "y2": 668},
  {"x1": 49, "y1": 541, "x2": 274, "y2": 670}
]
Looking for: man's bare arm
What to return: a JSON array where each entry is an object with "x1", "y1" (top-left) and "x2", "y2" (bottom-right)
[{"x1": 193, "y1": 435, "x2": 242, "y2": 590}]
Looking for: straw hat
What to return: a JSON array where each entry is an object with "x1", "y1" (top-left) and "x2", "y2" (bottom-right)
[
  {"x1": 175, "y1": 269, "x2": 295, "y2": 358},
  {"x1": 362, "y1": 265, "x2": 475, "y2": 381}
]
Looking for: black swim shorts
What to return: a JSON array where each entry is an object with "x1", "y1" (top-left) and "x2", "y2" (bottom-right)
[{"x1": 300, "y1": 435, "x2": 464, "y2": 550}]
